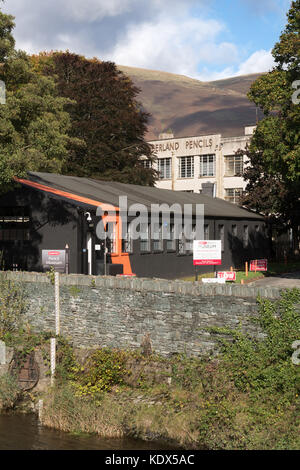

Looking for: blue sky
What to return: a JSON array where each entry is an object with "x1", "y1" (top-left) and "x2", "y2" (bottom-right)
[{"x1": 2, "y1": 0, "x2": 292, "y2": 81}]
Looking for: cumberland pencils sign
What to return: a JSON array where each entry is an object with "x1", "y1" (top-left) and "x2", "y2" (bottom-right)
[{"x1": 193, "y1": 240, "x2": 222, "y2": 266}]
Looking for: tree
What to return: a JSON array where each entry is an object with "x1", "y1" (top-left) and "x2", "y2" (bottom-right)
[
  {"x1": 34, "y1": 51, "x2": 157, "y2": 186},
  {"x1": 241, "y1": 0, "x2": 300, "y2": 252},
  {"x1": 0, "y1": 7, "x2": 78, "y2": 192}
]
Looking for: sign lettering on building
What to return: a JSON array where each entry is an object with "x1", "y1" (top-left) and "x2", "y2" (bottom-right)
[{"x1": 150, "y1": 134, "x2": 221, "y2": 156}]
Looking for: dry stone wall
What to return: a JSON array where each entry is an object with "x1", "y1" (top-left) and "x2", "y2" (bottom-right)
[{"x1": 1, "y1": 272, "x2": 283, "y2": 357}]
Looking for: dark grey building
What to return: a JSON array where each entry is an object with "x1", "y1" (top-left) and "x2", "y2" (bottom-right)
[{"x1": 0, "y1": 172, "x2": 268, "y2": 279}]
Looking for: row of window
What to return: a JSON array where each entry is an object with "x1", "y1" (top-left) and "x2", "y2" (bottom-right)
[
  {"x1": 121, "y1": 223, "x2": 258, "y2": 254},
  {"x1": 142, "y1": 154, "x2": 243, "y2": 179}
]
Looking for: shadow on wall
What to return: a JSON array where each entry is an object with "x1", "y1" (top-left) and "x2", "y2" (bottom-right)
[
  {"x1": 228, "y1": 227, "x2": 269, "y2": 270},
  {"x1": 0, "y1": 186, "x2": 78, "y2": 272}
]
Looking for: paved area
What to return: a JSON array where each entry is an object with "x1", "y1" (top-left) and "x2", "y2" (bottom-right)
[{"x1": 250, "y1": 271, "x2": 300, "y2": 289}]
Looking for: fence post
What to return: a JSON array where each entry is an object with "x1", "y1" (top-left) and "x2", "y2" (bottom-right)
[
  {"x1": 54, "y1": 271, "x2": 60, "y2": 335},
  {"x1": 50, "y1": 337, "x2": 56, "y2": 387}
]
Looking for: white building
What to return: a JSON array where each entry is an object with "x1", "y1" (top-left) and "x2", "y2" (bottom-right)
[{"x1": 144, "y1": 126, "x2": 256, "y2": 204}]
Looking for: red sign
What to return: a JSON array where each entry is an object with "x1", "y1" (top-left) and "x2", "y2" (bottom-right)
[
  {"x1": 250, "y1": 259, "x2": 268, "y2": 271},
  {"x1": 217, "y1": 271, "x2": 236, "y2": 281}
]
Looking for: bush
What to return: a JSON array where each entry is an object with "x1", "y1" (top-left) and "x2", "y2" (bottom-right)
[
  {"x1": 69, "y1": 348, "x2": 127, "y2": 398},
  {"x1": 218, "y1": 288, "x2": 300, "y2": 402}
]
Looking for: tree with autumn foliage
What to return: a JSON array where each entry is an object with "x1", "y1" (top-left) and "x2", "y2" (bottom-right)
[
  {"x1": 240, "y1": 0, "x2": 300, "y2": 252},
  {"x1": 0, "y1": 6, "x2": 77, "y2": 192},
  {"x1": 34, "y1": 51, "x2": 157, "y2": 186}
]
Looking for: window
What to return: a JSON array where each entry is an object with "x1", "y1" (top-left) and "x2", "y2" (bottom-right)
[
  {"x1": 204, "y1": 224, "x2": 209, "y2": 240},
  {"x1": 179, "y1": 156, "x2": 194, "y2": 178},
  {"x1": 219, "y1": 224, "x2": 224, "y2": 251},
  {"x1": 199, "y1": 154, "x2": 216, "y2": 177},
  {"x1": 0, "y1": 229, "x2": 30, "y2": 241},
  {"x1": 140, "y1": 223, "x2": 150, "y2": 252},
  {"x1": 225, "y1": 188, "x2": 243, "y2": 204},
  {"x1": 122, "y1": 222, "x2": 133, "y2": 253},
  {"x1": 166, "y1": 224, "x2": 176, "y2": 251},
  {"x1": 106, "y1": 223, "x2": 117, "y2": 254},
  {"x1": 178, "y1": 231, "x2": 185, "y2": 254},
  {"x1": 141, "y1": 159, "x2": 152, "y2": 169},
  {"x1": 232, "y1": 224, "x2": 238, "y2": 249},
  {"x1": 243, "y1": 225, "x2": 249, "y2": 248},
  {"x1": 152, "y1": 223, "x2": 163, "y2": 251},
  {"x1": 254, "y1": 225, "x2": 260, "y2": 249},
  {"x1": 185, "y1": 225, "x2": 196, "y2": 253},
  {"x1": 225, "y1": 155, "x2": 243, "y2": 176},
  {"x1": 0, "y1": 207, "x2": 30, "y2": 241},
  {"x1": 158, "y1": 158, "x2": 171, "y2": 179}
]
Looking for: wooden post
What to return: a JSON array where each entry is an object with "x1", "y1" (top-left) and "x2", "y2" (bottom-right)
[
  {"x1": 50, "y1": 338, "x2": 56, "y2": 387},
  {"x1": 230, "y1": 266, "x2": 233, "y2": 272},
  {"x1": 54, "y1": 272, "x2": 60, "y2": 335},
  {"x1": 245, "y1": 261, "x2": 248, "y2": 277}
]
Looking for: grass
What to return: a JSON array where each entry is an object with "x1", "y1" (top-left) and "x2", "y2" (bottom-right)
[{"x1": 181, "y1": 260, "x2": 300, "y2": 284}]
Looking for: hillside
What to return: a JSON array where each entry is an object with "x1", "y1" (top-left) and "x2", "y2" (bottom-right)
[{"x1": 118, "y1": 66, "x2": 264, "y2": 140}]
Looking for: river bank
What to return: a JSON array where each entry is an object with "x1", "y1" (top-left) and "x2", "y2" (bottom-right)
[{"x1": 0, "y1": 281, "x2": 299, "y2": 450}]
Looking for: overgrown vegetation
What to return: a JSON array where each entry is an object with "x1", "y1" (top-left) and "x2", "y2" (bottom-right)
[
  {"x1": 0, "y1": 373, "x2": 20, "y2": 409},
  {"x1": 39, "y1": 288, "x2": 300, "y2": 450},
  {"x1": 0, "y1": 276, "x2": 27, "y2": 338}
]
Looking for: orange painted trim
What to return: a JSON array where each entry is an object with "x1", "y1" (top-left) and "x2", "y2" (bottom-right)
[
  {"x1": 14, "y1": 177, "x2": 118, "y2": 211},
  {"x1": 14, "y1": 177, "x2": 133, "y2": 275}
]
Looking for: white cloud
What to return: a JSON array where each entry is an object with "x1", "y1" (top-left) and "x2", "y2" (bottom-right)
[
  {"x1": 196, "y1": 49, "x2": 275, "y2": 81},
  {"x1": 101, "y1": 15, "x2": 239, "y2": 78},
  {"x1": 1, "y1": 0, "x2": 278, "y2": 81},
  {"x1": 236, "y1": 49, "x2": 275, "y2": 75}
]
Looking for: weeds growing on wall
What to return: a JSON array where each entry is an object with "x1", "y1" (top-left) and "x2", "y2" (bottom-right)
[{"x1": 0, "y1": 277, "x2": 28, "y2": 338}]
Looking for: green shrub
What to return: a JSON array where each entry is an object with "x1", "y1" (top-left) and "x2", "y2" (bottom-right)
[
  {"x1": 69, "y1": 348, "x2": 127, "y2": 398},
  {"x1": 217, "y1": 288, "x2": 300, "y2": 402}
]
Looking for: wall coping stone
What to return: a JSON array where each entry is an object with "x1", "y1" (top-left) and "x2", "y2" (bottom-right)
[{"x1": 0, "y1": 271, "x2": 284, "y2": 299}]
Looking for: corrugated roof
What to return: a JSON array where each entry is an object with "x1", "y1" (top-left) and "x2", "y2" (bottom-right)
[{"x1": 19, "y1": 172, "x2": 264, "y2": 220}]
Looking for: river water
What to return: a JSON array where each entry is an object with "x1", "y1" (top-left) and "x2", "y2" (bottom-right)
[{"x1": 0, "y1": 414, "x2": 174, "y2": 450}]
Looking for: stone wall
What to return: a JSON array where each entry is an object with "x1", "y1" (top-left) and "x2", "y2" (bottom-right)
[{"x1": 1, "y1": 272, "x2": 283, "y2": 357}]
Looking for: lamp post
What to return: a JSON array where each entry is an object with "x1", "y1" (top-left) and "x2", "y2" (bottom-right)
[{"x1": 65, "y1": 243, "x2": 69, "y2": 274}]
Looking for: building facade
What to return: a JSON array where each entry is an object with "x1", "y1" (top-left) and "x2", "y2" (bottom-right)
[
  {"x1": 0, "y1": 171, "x2": 268, "y2": 279},
  {"x1": 145, "y1": 126, "x2": 256, "y2": 203}
]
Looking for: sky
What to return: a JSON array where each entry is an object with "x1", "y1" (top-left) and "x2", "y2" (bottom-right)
[{"x1": 2, "y1": 0, "x2": 292, "y2": 81}]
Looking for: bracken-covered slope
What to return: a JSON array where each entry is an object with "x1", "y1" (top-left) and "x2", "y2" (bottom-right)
[{"x1": 118, "y1": 65, "x2": 264, "y2": 139}]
